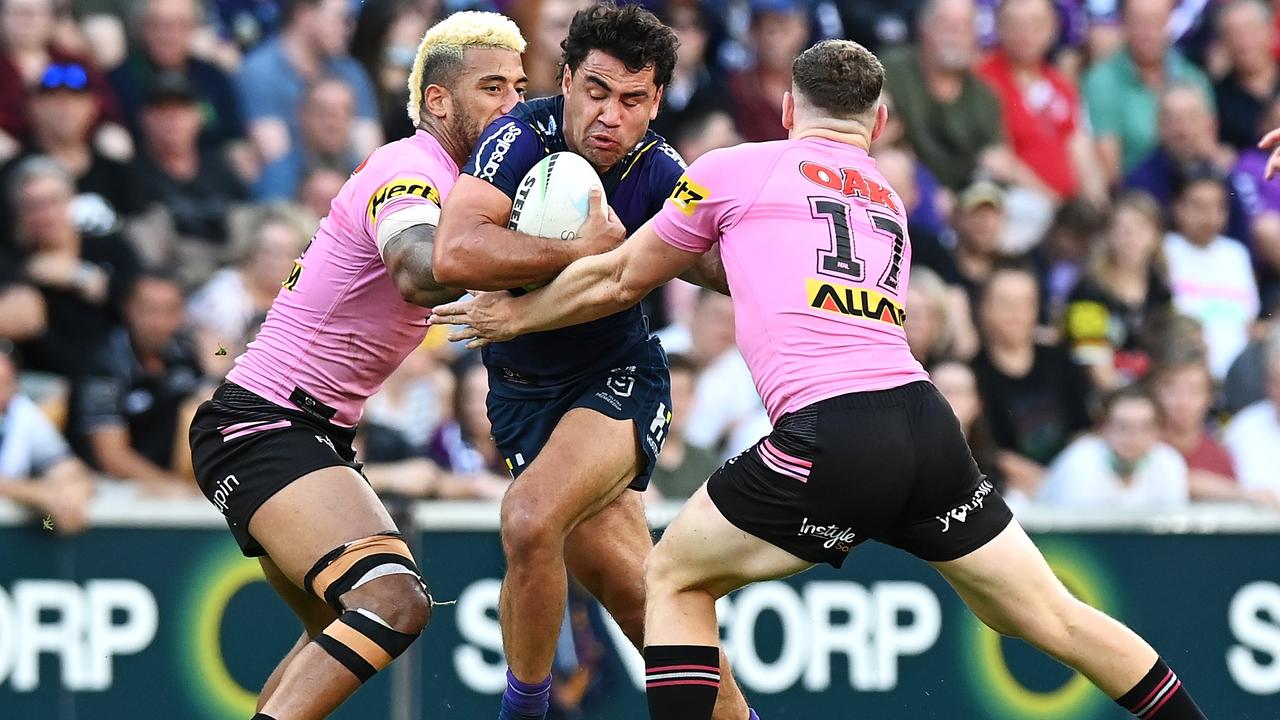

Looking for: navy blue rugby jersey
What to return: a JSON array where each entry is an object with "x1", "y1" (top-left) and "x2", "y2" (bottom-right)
[{"x1": 462, "y1": 95, "x2": 686, "y2": 390}]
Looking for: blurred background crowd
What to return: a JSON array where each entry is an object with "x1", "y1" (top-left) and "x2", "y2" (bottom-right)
[
  {"x1": 5, "y1": 0, "x2": 1280, "y2": 523},
  {"x1": 0, "y1": 0, "x2": 1274, "y2": 515},
  {"x1": 4, "y1": 0, "x2": 1280, "y2": 712}
]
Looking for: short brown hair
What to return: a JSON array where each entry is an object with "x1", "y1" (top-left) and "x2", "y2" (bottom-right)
[{"x1": 791, "y1": 39, "x2": 884, "y2": 119}]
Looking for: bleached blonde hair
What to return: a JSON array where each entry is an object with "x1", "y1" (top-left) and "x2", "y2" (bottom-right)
[{"x1": 407, "y1": 11, "x2": 527, "y2": 125}]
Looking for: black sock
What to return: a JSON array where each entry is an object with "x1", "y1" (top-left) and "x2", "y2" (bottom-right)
[
  {"x1": 1115, "y1": 657, "x2": 1207, "y2": 719},
  {"x1": 251, "y1": 714, "x2": 277, "y2": 720},
  {"x1": 645, "y1": 645, "x2": 720, "y2": 720}
]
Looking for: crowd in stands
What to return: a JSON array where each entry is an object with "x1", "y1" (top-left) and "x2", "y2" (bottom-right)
[{"x1": 3, "y1": 0, "x2": 1280, "y2": 541}]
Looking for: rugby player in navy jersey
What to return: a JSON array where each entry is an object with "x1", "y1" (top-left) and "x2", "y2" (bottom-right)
[{"x1": 432, "y1": 4, "x2": 749, "y2": 720}]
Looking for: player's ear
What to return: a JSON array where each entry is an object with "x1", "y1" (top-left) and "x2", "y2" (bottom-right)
[
  {"x1": 648, "y1": 85, "x2": 665, "y2": 121},
  {"x1": 781, "y1": 91, "x2": 795, "y2": 131},
  {"x1": 424, "y1": 83, "x2": 451, "y2": 121},
  {"x1": 560, "y1": 64, "x2": 573, "y2": 96},
  {"x1": 870, "y1": 102, "x2": 888, "y2": 144}
]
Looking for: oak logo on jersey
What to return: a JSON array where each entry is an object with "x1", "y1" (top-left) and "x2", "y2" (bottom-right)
[
  {"x1": 668, "y1": 174, "x2": 710, "y2": 216},
  {"x1": 806, "y1": 278, "x2": 905, "y2": 327},
  {"x1": 366, "y1": 178, "x2": 440, "y2": 224},
  {"x1": 799, "y1": 161, "x2": 899, "y2": 213}
]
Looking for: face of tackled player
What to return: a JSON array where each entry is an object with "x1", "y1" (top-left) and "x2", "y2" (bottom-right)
[
  {"x1": 561, "y1": 49, "x2": 663, "y2": 172},
  {"x1": 445, "y1": 47, "x2": 528, "y2": 152}
]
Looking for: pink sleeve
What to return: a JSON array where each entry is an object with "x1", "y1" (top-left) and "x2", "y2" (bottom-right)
[
  {"x1": 357, "y1": 159, "x2": 446, "y2": 240},
  {"x1": 651, "y1": 149, "x2": 739, "y2": 254}
]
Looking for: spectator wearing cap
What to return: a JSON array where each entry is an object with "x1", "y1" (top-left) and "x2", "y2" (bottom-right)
[
  {"x1": 237, "y1": 0, "x2": 380, "y2": 200},
  {"x1": 71, "y1": 272, "x2": 207, "y2": 495},
  {"x1": 972, "y1": 263, "x2": 1092, "y2": 499},
  {"x1": 1164, "y1": 168, "x2": 1259, "y2": 380},
  {"x1": 8, "y1": 156, "x2": 140, "y2": 379},
  {"x1": 107, "y1": 0, "x2": 245, "y2": 149},
  {"x1": 651, "y1": 1, "x2": 729, "y2": 143},
  {"x1": 1082, "y1": 0, "x2": 1214, "y2": 184},
  {"x1": 977, "y1": 0, "x2": 1106, "y2": 204},
  {"x1": 950, "y1": 180, "x2": 1021, "y2": 312},
  {"x1": 0, "y1": 0, "x2": 128, "y2": 162},
  {"x1": 1038, "y1": 386, "x2": 1189, "y2": 509},
  {"x1": 726, "y1": 0, "x2": 811, "y2": 142},
  {"x1": 1214, "y1": 0, "x2": 1279, "y2": 152},
  {"x1": 0, "y1": 349, "x2": 95, "y2": 534},
  {"x1": 0, "y1": 60, "x2": 142, "y2": 241},
  {"x1": 131, "y1": 70, "x2": 247, "y2": 258},
  {"x1": 882, "y1": 0, "x2": 1044, "y2": 195},
  {"x1": 258, "y1": 75, "x2": 362, "y2": 200}
]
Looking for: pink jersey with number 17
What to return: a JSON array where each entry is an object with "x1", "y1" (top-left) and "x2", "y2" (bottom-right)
[
  {"x1": 227, "y1": 129, "x2": 458, "y2": 427},
  {"x1": 652, "y1": 137, "x2": 927, "y2": 422}
]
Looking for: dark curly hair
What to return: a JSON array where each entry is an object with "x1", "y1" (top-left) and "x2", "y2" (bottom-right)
[{"x1": 560, "y1": 2, "x2": 678, "y2": 89}]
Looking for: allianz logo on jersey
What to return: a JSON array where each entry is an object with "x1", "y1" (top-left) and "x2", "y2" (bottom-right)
[
  {"x1": 798, "y1": 517, "x2": 858, "y2": 551},
  {"x1": 806, "y1": 279, "x2": 905, "y2": 328},
  {"x1": 478, "y1": 121, "x2": 522, "y2": 181}
]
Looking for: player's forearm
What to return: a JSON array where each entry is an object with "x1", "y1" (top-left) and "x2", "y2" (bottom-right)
[
  {"x1": 0, "y1": 479, "x2": 48, "y2": 509},
  {"x1": 513, "y1": 250, "x2": 639, "y2": 334},
  {"x1": 434, "y1": 220, "x2": 581, "y2": 290},
  {"x1": 385, "y1": 226, "x2": 466, "y2": 307},
  {"x1": 678, "y1": 247, "x2": 729, "y2": 296}
]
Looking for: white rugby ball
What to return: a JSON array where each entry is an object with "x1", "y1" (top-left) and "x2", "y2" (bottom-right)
[{"x1": 507, "y1": 151, "x2": 607, "y2": 242}]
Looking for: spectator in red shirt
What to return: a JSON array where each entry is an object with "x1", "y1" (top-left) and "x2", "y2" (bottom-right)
[
  {"x1": 978, "y1": 0, "x2": 1105, "y2": 204},
  {"x1": 1151, "y1": 351, "x2": 1280, "y2": 509}
]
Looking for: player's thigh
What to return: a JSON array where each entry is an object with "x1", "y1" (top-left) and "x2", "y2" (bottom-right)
[
  {"x1": 564, "y1": 490, "x2": 651, "y2": 608},
  {"x1": 651, "y1": 485, "x2": 812, "y2": 600},
  {"x1": 504, "y1": 406, "x2": 643, "y2": 533},
  {"x1": 248, "y1": 465, "x2": 401, "y2": 587},
  {"x1": 260, "y1": 555, "x2": 337, "y2": 637},
  {"x1": 929, "y1": 519, "x2": 1072, "y2": 637}
]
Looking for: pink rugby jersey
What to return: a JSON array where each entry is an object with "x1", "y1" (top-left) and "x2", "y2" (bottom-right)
[
  {"x1": 652, "y1": 137, "x2": 927, "y2": 422},
  {"x1": 227, "y1": 129, "x2": 457, "y2": 426}
]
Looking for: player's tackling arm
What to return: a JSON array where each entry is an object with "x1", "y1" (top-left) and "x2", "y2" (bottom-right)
[
  {"x1": 433, "y1": 174, "x2": 622, "y2": 290},
  {"x1": 431, "y1": 220, "x2": 700, "y2": 346}
]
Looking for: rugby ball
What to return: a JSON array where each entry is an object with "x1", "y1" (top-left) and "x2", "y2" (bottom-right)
[{"x1": 507, "y1": 152, "x2": 607, "y2": 242}]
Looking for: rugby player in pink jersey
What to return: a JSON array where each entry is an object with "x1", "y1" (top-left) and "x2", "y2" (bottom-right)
[
  {"x1": 433, "y1": 40, "x2": 1210, "y2": 720},
  {"x1": 186, "y1": 13, "x2": 610, "y2": 720}
]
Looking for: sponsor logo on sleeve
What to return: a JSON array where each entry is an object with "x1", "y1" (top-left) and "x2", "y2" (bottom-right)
[
  {"x1": 477, "y1": 121, "x2": 523, "y2": 181},
  {"x1": 366, "y1": 178, "x2": 440, "y2": 224},
  {"x1": 668, "y1": 174, "x2": 710, "y2": 216}
]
